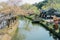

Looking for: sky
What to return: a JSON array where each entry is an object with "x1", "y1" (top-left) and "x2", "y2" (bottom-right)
[
  {"x1": 0, "y1": 0, "x2": 8, "y2": 2},
  {"x1": 0, "y1": 0, "x2": 44, "y2": 4},
  {"x1": 22, "y1": 0, "x2": 44, "y2": 4}
]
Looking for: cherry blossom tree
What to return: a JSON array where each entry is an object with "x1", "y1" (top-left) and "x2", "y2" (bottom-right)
[{"x1": 8, "y1": 0, "x2": 22, "y2": 6}]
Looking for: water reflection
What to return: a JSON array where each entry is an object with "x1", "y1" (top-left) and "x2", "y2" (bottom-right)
[
  {"x1": 49, "y1": 32, "x2": 60, "y2": 40},
  {"x1": 12, "y1": 28, "x2": 25, "y2": 40},
  {"x1": 13, "y1": 19, "x2": 59, "y2": 40}
]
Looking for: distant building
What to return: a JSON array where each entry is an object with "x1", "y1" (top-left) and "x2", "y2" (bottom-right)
[{"x1": 40, "y1": 8, "x2": 60, "y2": 19}]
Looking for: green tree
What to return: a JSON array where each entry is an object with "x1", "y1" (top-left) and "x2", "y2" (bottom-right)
[
  {"x1": 21, "y1": 4, "x2": 40, "y2": 14},
  {"x1": 29, "y1": 6, "x2": 40, "y2": 14},
  {"x1": 21, "y1": 4, "x2": 33, "y2": 10},
  {"x1": 33, "y1": 0, "x2": 48, "y2": 9}
]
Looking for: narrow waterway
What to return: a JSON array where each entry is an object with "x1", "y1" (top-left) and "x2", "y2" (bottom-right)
[{"x1": 12, "y1": 19, "x2": 57, "y2": 40}]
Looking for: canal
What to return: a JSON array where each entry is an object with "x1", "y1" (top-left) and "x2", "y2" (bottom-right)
[{"x1": 12, "y1": 18, "x2": 58, "y2": 40}]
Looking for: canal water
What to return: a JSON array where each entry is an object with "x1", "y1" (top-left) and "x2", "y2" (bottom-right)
[{"x1": 12, "y1": 19, "x2": 57, "y2": 40}]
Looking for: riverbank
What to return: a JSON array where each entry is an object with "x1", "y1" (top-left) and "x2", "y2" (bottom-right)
[
  {"x1": 24, "y1": 16, "x2": 60, "y2": 39},
  {"x1": 0, "y1": 20, "x2": 18, "y2": 40},
  {"x1": 32, "y1": 18, "x2": 60, "y2": 39}
]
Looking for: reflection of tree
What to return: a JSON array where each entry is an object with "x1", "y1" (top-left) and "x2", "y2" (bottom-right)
[
  {"x1": 23, "y1": 20, "x2": 31, "y2": 31},
  {"x1": 49, "y1": 32, "x2": 59, "y2": 40},
  {"x1": 12, "y1": 28, "x2": 25, "y2": 40}
]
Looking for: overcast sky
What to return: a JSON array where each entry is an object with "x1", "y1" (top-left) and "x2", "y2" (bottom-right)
[
  {"x1": 22, "y1": 0, "x2": 44, "y2": 4},
  {"x1": 0, "y1": 0, "x2": 44, "y2": 4}
]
